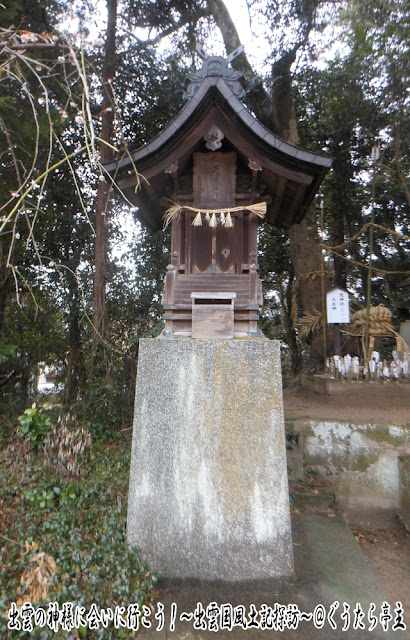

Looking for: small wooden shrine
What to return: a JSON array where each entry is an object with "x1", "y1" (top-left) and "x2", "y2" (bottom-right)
[{"x1": 106, "y1": 47, "x2": 332, "y2": 338}]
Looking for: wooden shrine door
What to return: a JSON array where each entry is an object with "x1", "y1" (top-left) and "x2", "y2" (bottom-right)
[{"x1": 188, "y1": 216, "x2": 238, "y2": 274}]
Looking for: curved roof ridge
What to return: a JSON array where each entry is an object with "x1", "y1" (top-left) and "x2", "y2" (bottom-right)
[{"x1": 105, "y1": 70, "x2": 332, "y2": 174}]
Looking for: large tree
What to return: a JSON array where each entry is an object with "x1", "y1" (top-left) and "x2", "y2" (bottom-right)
[
  {"x1": 92, "y1": 0, "x2": 118, "y2": 342},
  {"x1": 0, "y1": 1, "x2": 95, "y2": 401}
]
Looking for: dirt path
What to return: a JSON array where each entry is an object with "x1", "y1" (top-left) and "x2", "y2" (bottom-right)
[
  {"x1": 284, "y1": 381, "x2": 410, "y2": 424},
  {"x1": 345, "y1": 506, "x2": 410, "y2": 636}
]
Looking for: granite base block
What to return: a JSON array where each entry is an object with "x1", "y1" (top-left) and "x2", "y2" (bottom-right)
[{"x1": 127, "y1": 337, "x2": 293, "y2": 581}]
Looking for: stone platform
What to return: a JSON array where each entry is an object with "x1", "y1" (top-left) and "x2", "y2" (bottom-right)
[{"x1": 127, "y1": 337, "x2": 293, "y2": 581}]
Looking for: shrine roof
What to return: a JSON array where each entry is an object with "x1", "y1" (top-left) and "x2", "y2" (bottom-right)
[{"x1": 105, "y1": 54, "x2": 333, "y2": 230}]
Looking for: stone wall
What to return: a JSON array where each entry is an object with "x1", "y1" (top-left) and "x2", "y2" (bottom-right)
[{"x1": 287, "y1": 420, "x2": 410, "y2": 508}]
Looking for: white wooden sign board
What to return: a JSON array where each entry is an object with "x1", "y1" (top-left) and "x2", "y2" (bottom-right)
[{"x1": 326, "y1": 288, "x2": 350, "y2": 324}]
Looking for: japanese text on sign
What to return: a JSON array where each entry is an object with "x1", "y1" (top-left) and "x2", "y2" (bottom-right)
[{"x1": 326, "y1": 287, "x2": 350, "y2": 324}]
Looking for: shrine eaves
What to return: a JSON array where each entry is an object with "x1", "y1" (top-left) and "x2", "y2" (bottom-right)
[{"x1": 105, "y1": 48, "x2": 333, "y2": 338}]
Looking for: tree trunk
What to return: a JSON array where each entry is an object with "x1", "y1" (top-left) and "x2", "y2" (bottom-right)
[
  {"x1": 282, "y1": 274, "x2": 301, "y2": 374},
  {"x1": 93, "y1": 0, "x2": 117, "y2": 341},
  {"x1": 330, "y1": 212, "x2": 347, "y2": 289},
  {"x1": 271, "y1": 49, "x2": 299, "y2": 145},
  {"x1": 288, "y1": 209, "x2": 333, "y2": 367},
  {"x1": 327, "y1": 142, "x2": 356, "y2": 289},
  {"x1": 209, "y1": 0, "x2": 331, "y2": 367},
  {"x1": 270, "y1": 53, "x2": 332, "y2": 367},
  {"x1": 0, "y1": 273, "x2": 10, "y2": 334},
  {"x1": 65, "y1": 308, "x2": 86, "y2": 403}
]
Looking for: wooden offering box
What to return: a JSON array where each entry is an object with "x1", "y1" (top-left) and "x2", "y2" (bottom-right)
[{"x1": 191, "y1": 292, "x2": 236, "y2": 339}]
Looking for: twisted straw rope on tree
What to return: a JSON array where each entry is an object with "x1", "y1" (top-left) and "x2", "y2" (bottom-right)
[
  {"x1": 325, "y1": 221, "x2": 410, "y2": 252},
  {"x1": 297, "y1": 304, "x2": 396, "y2": 342},
  {"x1": 324, "y1": 249, "x2": 410, "y2": 276},
  {"x1": 297, "y1": 307, "x2": 323, "y2": 342},
  {"x1": 321, "y1": 220, "x2": 410, "y2": 275}
]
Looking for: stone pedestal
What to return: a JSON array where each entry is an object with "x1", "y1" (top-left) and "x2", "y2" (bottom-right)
[{"x1": 127, "y1": 337, "x2": 293, "y2": 581}]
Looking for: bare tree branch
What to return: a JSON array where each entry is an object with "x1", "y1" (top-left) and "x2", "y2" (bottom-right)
[{"x1": 206, "y1": 0, "x2": 273, "y2": 127}]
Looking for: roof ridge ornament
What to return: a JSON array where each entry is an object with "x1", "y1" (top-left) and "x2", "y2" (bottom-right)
[{"x1": 184, "y1": 44, "x2": 245, "y2": 101}]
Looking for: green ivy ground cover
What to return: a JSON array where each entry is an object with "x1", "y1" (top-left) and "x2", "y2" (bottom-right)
[{"x1": 0, "y1": 432, "x2": 158, "y2": 639}]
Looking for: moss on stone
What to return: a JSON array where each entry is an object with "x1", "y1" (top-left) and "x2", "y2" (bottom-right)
[
  {"x1": 366, "y1": 427, "x2": 398, "y2": 445},
  {"x1": 351, "y1": 451, "x2": 379, "y2": 472},
  {"x1": 302, "y1": 424, "x2": 315, "y2": 438}
]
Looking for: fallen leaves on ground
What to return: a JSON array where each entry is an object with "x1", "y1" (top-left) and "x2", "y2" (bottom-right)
[
  {"x1": 352, "y1": 529, "x2": 378, "y2": 545},
  {"x1": 15, "y1": 540, "x2": 59, "y2": 606}
]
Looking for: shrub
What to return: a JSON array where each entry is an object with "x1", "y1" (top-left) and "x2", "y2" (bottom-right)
[{"x1": 17, "y1": 404, "x2": 53, "y2": 448}]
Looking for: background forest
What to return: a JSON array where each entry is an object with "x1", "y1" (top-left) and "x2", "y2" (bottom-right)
[{"x1": 0, "y1": 0, "x2": 409, "y2": 432}]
